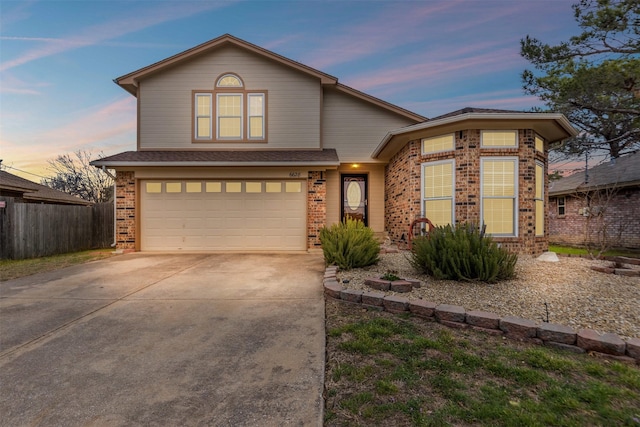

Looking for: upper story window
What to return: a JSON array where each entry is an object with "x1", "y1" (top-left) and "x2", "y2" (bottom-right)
[
  {"x1": 481, "y1": 130, "x2": 518, "y2": 148},
  {"x1": 217, "y1": 74, "x2": 243, "y2": 87},
  {"x1": 193, "y1": 73, "x2": 267, "y2": 142},
  {"x1": 422, "y1": 134, "x2": 454, "y2": 155}
]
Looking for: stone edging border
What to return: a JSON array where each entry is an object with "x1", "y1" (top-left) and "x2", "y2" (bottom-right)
[{"x1": 323, "y1": 265, "x2": 640, "y2": 364}]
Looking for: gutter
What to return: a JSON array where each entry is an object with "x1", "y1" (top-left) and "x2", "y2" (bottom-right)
[
  {"x1": 90, "y1": 161, "x2": 341, "y2": 168},
  {"x1": 371, "y1": 112, "x2": 579, "y2": 159}
]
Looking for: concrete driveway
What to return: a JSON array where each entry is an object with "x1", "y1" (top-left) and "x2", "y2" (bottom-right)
[{"x1": 0, "y1": 253, "x2": 326, "y2": 426}]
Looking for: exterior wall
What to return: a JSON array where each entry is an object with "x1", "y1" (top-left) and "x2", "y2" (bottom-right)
[
  {"x1": 549, "y1": 187, "x2": 640, "y2": 249},
  {"x1": 115, "y1": 171, "x2": 136, "y2": 250},
  {"x1": 307, "y1": 171, "x2": 326, "y2": 249},
  {"x1": 385, "y1": 129, "x2": 548, "y2": 254},
  {"x1": 325, "y1": 164, "x2": 385, "y2": 233},
  {"x1": 322, "y1": 87, "x2": 417, "y2": 162},
  {"x1": 139, "y1": 45, "x2": 321, "y2": 150}
]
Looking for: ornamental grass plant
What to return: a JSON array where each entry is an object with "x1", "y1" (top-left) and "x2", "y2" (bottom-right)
[
  {"x1": 409, "y1": 223, "x2": 517, "y2": 283},
  {"x1": 319, "y1": 218, "x2": 380, "y2": 270}
]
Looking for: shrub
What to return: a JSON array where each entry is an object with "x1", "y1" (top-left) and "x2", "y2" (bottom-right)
[
  {"x1": 319, "y1": 219, "x2": 380, "y2": 270},
  {"x1": 409, "y1": 223, "x2": 517, "y2": 283}
]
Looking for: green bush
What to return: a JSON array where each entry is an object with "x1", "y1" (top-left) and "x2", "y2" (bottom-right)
[
  {"x1": 409, "y1": 223, "x2": 517, "y2": 283},
  {"x1": 319, "y1": 219, "x2": 380, "y2": 270}
]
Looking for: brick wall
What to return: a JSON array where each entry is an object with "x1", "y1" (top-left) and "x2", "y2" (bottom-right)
[
  {"x1": 115, "y1": 171, "x2": 136, "y2": 250},
  {"x1": 308, "y1": 171, "x2": 327, "y2": 249},
  {"x1": 549, "y1": 187, "x2": 640, "y2": 249},
  {"x1": 385, "y1": 129, "x2": 548, "y2": 254}
]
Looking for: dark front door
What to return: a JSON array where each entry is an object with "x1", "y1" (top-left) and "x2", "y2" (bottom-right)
[{"x1": 341, "y1": 174, "x2": 368, "y2": 226}]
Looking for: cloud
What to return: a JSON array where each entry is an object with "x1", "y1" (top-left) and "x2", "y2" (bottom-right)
[
  {"x1": 0, "y1": 1, "x2": 34, "y2": 29},
  {"x1": 0, "y1": 72, "x2": 51, "y2": 95},
  {"x1": 1, "y1": 97, "x2": 137, "y2": 177},
  {"x1": 403, "y1": 89, "x2": 543, "y2": 117},
  {"x1": 345, "y1": 46, "x2": 524, "y2": 99},
  {"x1": 0, "y1": 2, "x2": 231, "y2": 72},
  {"x1": 300, "y1": 1, "x2": 463, "y2": 69}
]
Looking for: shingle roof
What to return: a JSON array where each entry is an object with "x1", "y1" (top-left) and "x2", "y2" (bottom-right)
[
  {"x1": 428, "y1": 107, "x2": 526, "y2": 121},
  {"x1": 0, "y1": 171, "x2": 93, "y2": 205},
  {"x1": 549, "y1": 151, "x2": 640, "y2": 195},
  {"x1": 91, "y1": 149, "x2": 340, "y2": 166}
]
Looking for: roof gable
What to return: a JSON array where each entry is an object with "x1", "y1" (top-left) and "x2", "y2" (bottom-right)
[
  {"x1": 115, "y1": 34, "x2": 425, "y2": 123},
  {"x1": 116, "y1": 34, "x2": 338, "y2": 96}
]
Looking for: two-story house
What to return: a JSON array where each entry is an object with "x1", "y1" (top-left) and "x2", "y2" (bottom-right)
[{"x1": 92, "y1": 34, "x2": 577, "y2": 254}]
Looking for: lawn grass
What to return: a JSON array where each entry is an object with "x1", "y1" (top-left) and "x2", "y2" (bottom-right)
[
  {"x1": 549, "y1": 244, "x2": 640, "y2": 258},
  {"x1": 324, "y1": 299, "x2": 640, "y2": 426},
  {"x1": 0, "y1": 249, "x2": 115, "y2": 281}
]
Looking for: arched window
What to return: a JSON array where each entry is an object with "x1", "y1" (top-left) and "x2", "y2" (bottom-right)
[
  {"x1": 194, "y1": 73, "x2": 266, "y2": 141},
  {"x1": 217, "y1": 74, "x2": 243, "y2": 88}
]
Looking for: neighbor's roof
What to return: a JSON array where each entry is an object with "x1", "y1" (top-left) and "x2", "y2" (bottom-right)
[
  {"x1": 549, "y1": 151, "x2": 640, "y2": 196},
  {"x1": 372, "y1": 107, "x2": 579, "y2": 161},
  {"x1": 0, "y1": 170, "x2": 93, "y2": 206},
  {"x1": 114, "y1": 34, "x2": 426, "y2": 123},
  {"x1": 90, "y1": 149, "x2": 340, "y2": 168}
]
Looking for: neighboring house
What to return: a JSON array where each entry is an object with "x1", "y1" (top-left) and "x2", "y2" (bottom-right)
[
  {"x1": 92, "y1": 34, "x2": 577, "y2": 254},
  {"x1": 548, "y1": 151, "x2": 640, "y2": 250},
  {"x1": 0, "y1": 170, "x2": 92, "y2": 206}
]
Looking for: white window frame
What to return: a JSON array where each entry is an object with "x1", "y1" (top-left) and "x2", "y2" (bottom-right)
[
  {"x1": 480, "y1": 157, "x2": 519, "y2": 237},
  {"x1": 481, "y1": 130, "x2": 518, "y2": 148},
  {"x1": 194, "y1": 93, "x2": 212, "y2": 140},
  {"x1": 216, "y1": 93, "x2": 243, "y2": 140},
  {"x1": 557, "y1": 196, "x2": 566, "y2": 217},
  {"x1": 422, "y1": 134, "x2": 455, "y2": 155},
  {"x1": 247, "y1": 93, "x2": 265, "y2": 140},
  {"x1": 421, "y1": 159, "x2": 455, "y2": 226},
  {"x1": 535, "y1": 161, "x2": 544, "y2": 236},
  {"x1": 535, "y1": 135, "x2": 544, "y2": 153}
]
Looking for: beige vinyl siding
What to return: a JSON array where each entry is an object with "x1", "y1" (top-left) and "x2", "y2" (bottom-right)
[
  {"x1": 325, "y1": 164, "x2": 385, "y2": 233},
  {"x1": 139, "y1": 45, "x2": 321, "y2": 149},
  {"x1": 322, "y1": 88, "x2": 416, "y2": 162}
]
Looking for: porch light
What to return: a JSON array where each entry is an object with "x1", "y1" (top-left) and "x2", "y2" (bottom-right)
[{"x1": 351, "y1": 163, "x2": 359, "y2": 169}]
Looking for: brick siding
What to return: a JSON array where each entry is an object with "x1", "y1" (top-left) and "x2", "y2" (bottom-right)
[
  {"x1": 307, "y1": 171, "x2": 327, "y2": 249},
  {"x1": 115, "y1": 171, "x2": 136, "y2": 250},
  {"x1": 385, "y1": 129, "x2": 549, "y2": 255},
  {"x1": 549, "y1": 187, "x2": 640, "y2": 249}
]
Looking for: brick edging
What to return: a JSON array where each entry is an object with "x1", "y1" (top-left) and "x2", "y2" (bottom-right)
[{"x1": 323, "y1": 266, "x2": 640, "y2": 363}]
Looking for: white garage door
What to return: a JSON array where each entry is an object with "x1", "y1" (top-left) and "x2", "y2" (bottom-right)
[{"x1": 140, "y1": 180, "x2": 306, "y2": 251}]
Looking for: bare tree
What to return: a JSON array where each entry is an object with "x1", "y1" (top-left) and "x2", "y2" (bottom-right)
[
  {"x1": 576, "y1": 184, "x2": 625, "y2": 258},
  {"x1": 41, "y1": 150, "x2": 114, "y2": 203}
]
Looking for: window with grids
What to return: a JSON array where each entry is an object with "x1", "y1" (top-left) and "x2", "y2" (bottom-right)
[
  {"x1": 422, "y1": 160, "x2": 454, "y2": 226},
  {"x1": 193, "y1": 73, "x2": 266, "y2": 142},
  {"x1": 481, "y1": 158, "x2": 517, "y2": 236},
  {"x1": 557, "y1": 196, "x2": 566, "y2": 216},
  {"x1": 422, "y1": 134, "x2": 454, "y2": 154},
  {"x1": 481, "y1": 130, "x2": 518, "y2": 148},
  {"x1": 535, "y1": 162, "x2": 544, "y2": 236},
  {"x1": 535, "y1": 135, "x2": 544, "y2": 153}
]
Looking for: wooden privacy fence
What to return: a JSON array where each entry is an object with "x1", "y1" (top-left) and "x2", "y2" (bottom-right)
[{"x1": 0, "y1": 197, "x2": 114, "y2": 260}]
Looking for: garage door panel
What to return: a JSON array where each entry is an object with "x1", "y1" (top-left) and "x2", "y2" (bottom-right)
[{"x1": 141, "y1": 179, "x2": 306, "y2": 251}]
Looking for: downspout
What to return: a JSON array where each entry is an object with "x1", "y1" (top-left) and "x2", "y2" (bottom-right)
[{"x1": 102, "y1": 166, "x2": 117, "y2": 248}]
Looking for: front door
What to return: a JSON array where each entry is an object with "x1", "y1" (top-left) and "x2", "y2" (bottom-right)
[{"x1": 341, "y1": 174, "x2": 368, "y2": 226}]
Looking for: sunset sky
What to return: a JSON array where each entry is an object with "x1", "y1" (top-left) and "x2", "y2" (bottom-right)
[{"x1": 1, "y1": 0, "x2": 582, "y2": 182}]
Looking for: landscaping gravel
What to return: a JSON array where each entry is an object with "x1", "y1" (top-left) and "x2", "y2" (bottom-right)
[{"x1": 336, "y1": 252, "x2": 640, "y2": 340}]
